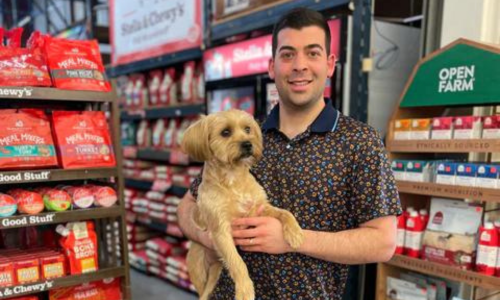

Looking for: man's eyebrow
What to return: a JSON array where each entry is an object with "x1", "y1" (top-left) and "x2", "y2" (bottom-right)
[
  {"x1": 306, "y1": 44, "x2": 324, "y2": 51},
  {"x1": 278, "y1": 45, "x2": 296, "y2": 52},
  {"x1": 278, "y1": 44, "x2": 324, "y2": 52}
]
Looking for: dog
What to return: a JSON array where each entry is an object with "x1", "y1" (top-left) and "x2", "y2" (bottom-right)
[{"x1": 181, "y1": 109, "x2": 304, "y2": 300}]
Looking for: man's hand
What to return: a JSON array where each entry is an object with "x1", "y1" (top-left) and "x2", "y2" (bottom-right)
[{"x1": 232, "y1": 216, "x2": 294, "y2": 254}]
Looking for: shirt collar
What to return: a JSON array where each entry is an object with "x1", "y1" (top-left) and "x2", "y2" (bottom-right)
[{"x1": 262, "y1": 98, "x2": 339, "y2": 133}]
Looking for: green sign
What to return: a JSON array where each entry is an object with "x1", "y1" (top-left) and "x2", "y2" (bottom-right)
[{"x1": 401, "y1": 41, "x2": 500, "y2": 107}]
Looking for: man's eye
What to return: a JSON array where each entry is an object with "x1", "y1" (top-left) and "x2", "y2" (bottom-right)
[
  {"x1": 281, "y1": 52, "x2": 294, "y2": 59},
  {"x1": 221, "y1": 129, "x2": 231, "y2": 137},
  {"x1": 309, "y1": 51, "x2": 320, "y2": 57}
]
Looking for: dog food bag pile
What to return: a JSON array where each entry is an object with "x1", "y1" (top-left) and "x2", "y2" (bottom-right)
[
  {"x1": 57, "y1": 221, "x2": 98, "y2": 275},
  {"x1": 0, "y1": 109, "x2": 58, "y2": 170},
  {"x1": 0, "y1": 247, "x2": 67, "y2": 287},
  {"x1": 49, "y1": 278, "x2": 122, "y2": 300},
  {"x1": 129, "y1": 250, "x2": 149, "y2": 273},
  {"x1": 51, "y1": 111, "x2": 116, "y2": 169},
  {"x1": 144, "y1": 236, "x2": 194, "y2": 291},
  {"x1": 44, "y1": 37, "x2": 110, "y2": 92},
  {"x1": 126, "y1": 222, "x2": 159, "y2": 252}
]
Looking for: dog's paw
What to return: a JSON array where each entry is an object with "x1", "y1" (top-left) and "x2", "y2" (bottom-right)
[
  {"x1": 235, "y1": 279, "x2": 255, "y2": 300},
  {"x1": 283, "y1": 222, "x2": 304, "y2": 249}
]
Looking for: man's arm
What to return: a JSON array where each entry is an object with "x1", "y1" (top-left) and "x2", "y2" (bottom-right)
[
  {"x1": 177, "y1": 191, "x2": 214, "y2": 249},
  {"x1": 232, "y1": 215, "x2": 397, "y2": 264}
]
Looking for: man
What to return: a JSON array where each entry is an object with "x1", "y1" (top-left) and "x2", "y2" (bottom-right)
[{"x1": 178, "y1": 7, "x2": 401, "y2": 299}]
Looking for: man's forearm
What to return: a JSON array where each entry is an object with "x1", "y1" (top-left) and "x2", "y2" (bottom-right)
[
  {"x1": 177, "y1": 192, "x2": 212, "y2": 248},
  {"x1": 297, "y1": 216, "x2": 397, "y2": 264}
]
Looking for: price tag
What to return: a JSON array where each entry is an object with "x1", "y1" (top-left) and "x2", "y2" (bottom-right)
[
  {"x1": 129, "y1": 109, "x2": 146, "y2": 118},
  {"x1": 152, "y1": 180, "x2": 172, "y2": 192},
  {"x1": 123, "y1": 146, "x2": 138, "y2": 158},
  {"x1": 170, "y1": 148, "x2": 189, "y2": 165}
]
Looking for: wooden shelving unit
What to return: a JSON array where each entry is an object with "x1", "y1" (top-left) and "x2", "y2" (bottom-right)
[
  {"x1": 121, "y1": 103, "x2": 205, "y2": 121},
  {"x1": 377, "y1": 39, "x2": 500, "y2": 300},
  {"x1": 0, "y1": 86, "x2": 130, "y2": 299}
]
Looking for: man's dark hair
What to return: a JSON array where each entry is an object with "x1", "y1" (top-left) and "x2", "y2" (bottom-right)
[{"x1": 272, "y1": 7, "x2": 331, "y2": 58}]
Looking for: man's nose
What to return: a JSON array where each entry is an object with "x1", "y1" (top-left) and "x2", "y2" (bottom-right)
[{"x1": 292, "y1": 53, "x2": 308, "y2": 72}]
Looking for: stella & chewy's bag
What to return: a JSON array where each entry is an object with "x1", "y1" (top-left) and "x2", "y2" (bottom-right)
[
  {"x1": 0, "y1": 109, "x2": 58, "y2": 169},
  {"x1": 0, "y1": 28, "x2": 52, "y2": 87},
  {"x1": 58, "y1": 222, "x2": 98, "y2": 275},
  {"x1": 44, "y1": 37, "x2": 110, "y2": 92},
  {"x1": 52, "y1": 111, "x2": 116, "y2": 169}
]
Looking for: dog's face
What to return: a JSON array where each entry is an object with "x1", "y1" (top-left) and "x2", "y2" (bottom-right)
[{"x1": 181, "y1": 110, "x2": 263, "y2": 166}]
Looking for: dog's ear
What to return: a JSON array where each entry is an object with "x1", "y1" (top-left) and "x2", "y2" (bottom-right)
[
  {"x1": 250, "y1": 118, "x2": 263, "y2": 160},
  {"x1": 181, "y1": 115, "x2": 212, "y2": 162}
]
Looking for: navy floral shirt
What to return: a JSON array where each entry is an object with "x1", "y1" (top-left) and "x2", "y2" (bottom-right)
[{"x1": 190, "y1": 99, "x2": 401, "y2": 300}]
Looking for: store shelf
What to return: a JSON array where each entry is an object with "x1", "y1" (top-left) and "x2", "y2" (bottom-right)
[
  {"x1": 210, "y1": 0, "x2": 349, "y2": 41},
  {"x1": 386, "y1": 139, "x2": 500, "y2": 153},
  {"x1": 0, "y1": 207, "x2": 122, "y2": 229},
  {"x1": 0, "y1": 266, "x2": 126, "y2": 299},
  {"x1": 386, "y1": 255, "x2": 500, "y2": 290},
  {"x1": 0, "y1": 86, "x2": 114, "y2": 102},
  {"x1": 396, "y1": 181, "x2": 500, "y2": 202},
  {"x1": 125, "y1": 179, "x2": 189, "y2": 197},
  {"x1": 107, "y1": 48, "x2": 203, "y2": 78},
  {"x1": 123, "y1": 147, "x2": 193, "y2": 166},
  {"x1": 0, "y1": 167, "x2": 118, "y2": 185},
  {"x1": 121, "y1": 103, "x2": 205, "y2": 121}
]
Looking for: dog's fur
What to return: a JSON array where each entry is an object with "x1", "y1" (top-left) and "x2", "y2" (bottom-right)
[{"x1": 181, "y1": 110, "x2": 304, "y2": 300}]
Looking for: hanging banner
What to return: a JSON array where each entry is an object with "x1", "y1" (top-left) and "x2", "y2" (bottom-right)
[
  {"x1": 401, "y1": 39, "x2": 500, "y2": 107},
  {"x1": 204, "y1": 19, "x2": 341, "y2": 81},
  {"x1": 110, "y1": 0, "x2": 203, "y2": 66}
]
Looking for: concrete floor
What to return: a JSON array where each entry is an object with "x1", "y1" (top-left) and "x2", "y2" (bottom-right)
[{"x1": 130, "y1": 268, "x2": 198, "y2": 300}]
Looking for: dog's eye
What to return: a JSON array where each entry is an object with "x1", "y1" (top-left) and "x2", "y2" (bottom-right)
[
  {"x1": 244, "y1": 126, "x2": 251, "y2": 134},
  {"x1": 221, "y1": 128, "x2": 231, "y2": 137}
]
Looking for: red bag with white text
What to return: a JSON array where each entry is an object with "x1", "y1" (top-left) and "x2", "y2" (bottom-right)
[
  {"x1": 51, "y1": 111, "x2": 116, "y2": 169},
  {"x1": 0, "y1": 29, "x2": 52, "y2": 87},
  {"x1": 0, "y1": 109, "x2": 57, "y2": 169},
  {"x1": 44, "y1": 37, "x2": 110, "y2": 91},
  {"x1": 59, "y1": 222, "x2": 98, "y2": 275}
]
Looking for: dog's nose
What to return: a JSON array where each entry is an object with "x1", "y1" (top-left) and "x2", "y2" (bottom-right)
[{"x1": 241, "y1": 141, "x2": 253, "y2": 152}]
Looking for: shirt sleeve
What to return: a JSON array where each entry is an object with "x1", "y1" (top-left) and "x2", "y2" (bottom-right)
[{"x1": 350, "y1": 127, "x2": 402, "y2": 225}]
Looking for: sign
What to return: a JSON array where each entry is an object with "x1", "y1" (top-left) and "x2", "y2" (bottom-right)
[
  {"x1": 0, "y1": 171, "x2": 50, "y2": 184},
  {"x1": 401, "y1": 39, "x2": 500, "y2": 107},
  {"x1": 0, "y1": 281, "x2": 53, "y2": 297},
  {"x1": 204, "y1": 19, "x2": 341, "y2": 81},
  {"x1": 1, "y1": 214, "x2": 55, "y2": 228},
  {"x1": 110, "y1": 0, "x2": 203, "y2": 66}
]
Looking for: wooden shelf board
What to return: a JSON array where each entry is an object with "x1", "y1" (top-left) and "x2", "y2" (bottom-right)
[
  {"x1": 396, "y1": 180, "x2": 500, "y2": 202},
  {"x1": 0, "y1": 167, "x2": 118, "y2": 185},
  {"x1": 0, "y1": 266, "x2": 126, "y2": 299},
  {"x1": 0, "y1": 207, "x2": 122, "y2": 229},
  {"x1": 387, "y1": 139, "x2": 500, "y2": 153},
  {"x1": 0, "y1": 86, "x2": 114, "y2": 102},
  {"x1": 385, "y1": 255, "x2": 500, "y2": 290},
  {"x1": 124, "y1": 179, "x2": 188, "y2": 197}
]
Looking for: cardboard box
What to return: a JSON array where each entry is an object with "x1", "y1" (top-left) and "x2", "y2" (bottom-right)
[
  {"x1": 394, "y1": 119, "x2": 412, "y2": 140},
  {"x1": 423, "y1": 231, "x2": 475, "y2": 270},
  {"x1": 410, "y1": 118, "x2": 432, "y2": 140},
  {"x1": 391, "y1": 160, "x2": 406, "y2": 181},
  {"x1": 405, "y1": 161, "x2": 431, "y2": 182},
  {"x1": 455, "y1": 163, "x2": 477, "y2": 187},
  {"x1": 453, "y1": 116, "x2": 482, "y2": 139},
  {"x1": 431, "y1": 117, "x2": 454, "y2": 139},
  {"x1": 435, "y1": 162, "x2": 456, "y2": 185},
  {"x1": 476, "y1": 165, "x2": 499, "y2": 188},
  {"x1": 482, "y1": 115, "x2": 500, "y2": 139}
]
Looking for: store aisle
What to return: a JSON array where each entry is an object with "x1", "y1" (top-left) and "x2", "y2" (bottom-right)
[{"x1": 130, "y1": 269, "x2": 198, "y2": 300}]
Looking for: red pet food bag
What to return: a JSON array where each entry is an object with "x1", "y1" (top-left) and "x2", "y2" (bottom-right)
[
  {"x1": 44, "y1": 37, "x2": 110, "y2": 92},
  {"x1": 51, "y1": 111, "x2": 116, "y2": 169},
  {"x1": 0, "y1": 109, "x2": 58, "y2": 170},
  {"x1": 59, "y1": 222, "x2": 98, "y2": 275},
  {"x1": 0, "y1": 29, "x2": 52, "y2": 87}
]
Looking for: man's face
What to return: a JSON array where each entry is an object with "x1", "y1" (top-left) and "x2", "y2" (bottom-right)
[{"x1": 269, "y1": 26, "x2": 335, "y2": 110}]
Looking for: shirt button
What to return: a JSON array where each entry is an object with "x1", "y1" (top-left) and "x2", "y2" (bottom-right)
[{"x1": 286, "y1": 144, "x2": 292, "y2": 149}]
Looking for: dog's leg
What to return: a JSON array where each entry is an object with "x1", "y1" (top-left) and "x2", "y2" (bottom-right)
[
  {"x1": 187, "y1": 243, "x2": 209, "y2": 296},
  {"x1": 199, "y1": 262, "x2": 223, "y2": 300},
  {"x1": 213, "y1": 224, "x2": 255, "y2": 300},
  {"x1": 261, "y1": 205, "x2": 304, "y2": 249}
]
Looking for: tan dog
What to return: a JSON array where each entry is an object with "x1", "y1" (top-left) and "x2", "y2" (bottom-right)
[{"x1": 181, "y1": 110, "x2": 304, "y2": 300}]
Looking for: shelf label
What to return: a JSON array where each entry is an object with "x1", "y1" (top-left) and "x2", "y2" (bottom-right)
[
  {"x1": 415, "y1": 140, "x2": 493, "y2": 151},
  {"x1": 123, "y1": 146, "x2": 138, "y2": 158},
  {"x1": 0, "y1": 87, "x2": 33, "y2": 98},
  {"x1": 0, "y1": 280, "x2": 53, "y2": 297},
  {"x1": 152, "y1": 180, "x2": 172, "y2": 192},
  {"x1": 1, "y1": 214, "x2": 56, "y2": 228},
  {"x1": 0, "y1": 171, "x2": 50, "y2": 183}
]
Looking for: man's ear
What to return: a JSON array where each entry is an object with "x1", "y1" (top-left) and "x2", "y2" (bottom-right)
[
  {"x1": 327, "y1": 54, "x2": 336, "y2": 78},
  {"x1": 268, "y1": 58, "x2": 275, "y2": 80},
  {"x1": 181, "y1": 115, "x2": 212, "y2": 162}
]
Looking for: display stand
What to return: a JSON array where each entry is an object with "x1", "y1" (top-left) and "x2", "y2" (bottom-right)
[
  {"x1": 0, "y1": 87, "x2": 130, "y2": 299},
  {"x1": 377, "y1": 39, "x2": 500, "y2": 299}
]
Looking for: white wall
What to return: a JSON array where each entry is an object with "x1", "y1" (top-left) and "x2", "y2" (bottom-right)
[{"x1": 367, "y1": 21, "x2": 421, "y2": 137}]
